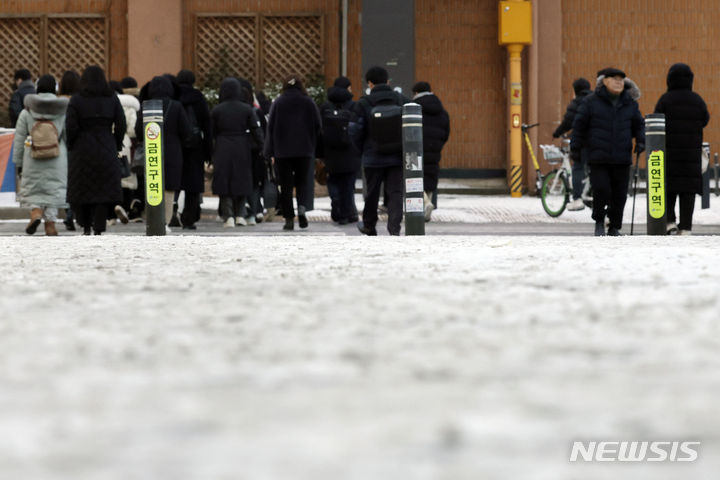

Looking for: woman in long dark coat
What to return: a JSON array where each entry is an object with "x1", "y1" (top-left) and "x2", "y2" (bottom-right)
[
  {"x1": 654, "y1": 63, "x2": 710, "y2": 235},
  {"x1": 66, "y1": 65, "x2": 126, "y2": 235},
  {"x1": 177, "y1": 69, "x2": 212, "y2": 229},
  {"x1": 263, "y1": 75, "x2": 322, "y2": 231},
  {"x1": 135, "y1": 76, "x2": 192, "y2": 228},
  {"x1": 211, "y1": 78, "x2": 264, "y2": 227}
]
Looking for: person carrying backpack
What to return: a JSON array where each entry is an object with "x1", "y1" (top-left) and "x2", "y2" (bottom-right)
[
  {"x1": 12, "y1": 74, "x2": 69, "y2": 236},
  {"x1": 352, "y1": 66, "x2": 408, "y2": 236},
  {"x1": 319, "y1": 76, "x2": 360, "y2": 224}
]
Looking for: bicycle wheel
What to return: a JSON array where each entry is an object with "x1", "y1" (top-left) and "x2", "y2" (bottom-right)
[{"x1": 541, "y1": 170, "x2": 569, "y2": 217}]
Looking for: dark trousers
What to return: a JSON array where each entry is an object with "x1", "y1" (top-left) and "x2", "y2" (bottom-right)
[
  {"x1": 423, "y1": 163, "x2": 440, "y2": 199},
  {"x1": 75, "y1": 203, "x2": 110, "y2": 233},
  {"x1": 181, "y1": 192, "x2": 202, "y2": 226},
  {"x1": 667, "y1": 192, "x2": 696, "y2": 231},
  {"x1": 328, "y1": 171, "x2": 358, "y2": 221},
  {"x1": 277, "y1": 156, "x2": 311, "y2": 219},
  {"x1": 590, "y1": 164, "x2": 630, "y2": 230},
  {"x1": 571, "y1": 156, "x2": 588, "y2": 200},
  {"x1": 363, "y1": 165, "x2": 403, "y2": 235}
]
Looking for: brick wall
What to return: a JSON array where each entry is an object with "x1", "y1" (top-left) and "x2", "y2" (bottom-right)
[
  {"x1": 415, "y1": 0, "x2": 507, "y2": 170},
  {"x1": 562, "y1": 0, "x2": 720, "y2": 158}
]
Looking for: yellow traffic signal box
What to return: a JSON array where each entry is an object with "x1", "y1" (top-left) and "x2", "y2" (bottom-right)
[{"x1": 498, "y1": 1, "x2": 532, "y2": 45}]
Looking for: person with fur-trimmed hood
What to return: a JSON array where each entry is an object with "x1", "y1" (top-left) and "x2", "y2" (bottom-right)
[
  {"x1": 13, "y1": 74, "x2": 69, "y2": 236},
  {"x1": 571, "y1": 67, "x2": 645, "y2": 236},
  {"x1": 412, "y1": 81, "x2": 450, "y2": 222},
  {"x1": 654, "y1": 63, "x2": 710, "y2": 235},
  {"x1": 554, "y1": 78, "x2": 592, "y2": 211}
]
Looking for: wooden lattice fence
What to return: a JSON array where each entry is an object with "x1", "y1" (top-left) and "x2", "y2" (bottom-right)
[
  {"x1": 0, "y1": 15, "x2": 108, "y2": 127},
  {"x1": 194, "y1": 14, "x2": 324, "y2": 89}
]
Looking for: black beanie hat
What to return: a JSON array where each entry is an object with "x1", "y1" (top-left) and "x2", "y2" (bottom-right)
[
  {"x1": 333, "y1": 76, "x2": 351, "y2": 88},
  {"x1": 412, "y1": 81, "x2": 431, "y2": 94},
  {"x1": 572, "y1": 78, "x2": 590, "y2": 95}
]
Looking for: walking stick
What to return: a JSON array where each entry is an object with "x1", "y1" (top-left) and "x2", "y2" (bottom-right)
[{"x1": 630, "y1": 151, "x2": 641, "y2": 235}]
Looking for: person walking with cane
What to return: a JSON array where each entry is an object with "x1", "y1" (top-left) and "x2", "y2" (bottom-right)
[{"x1": 571, "y1": 67, "x2": 645, "y2": 236}]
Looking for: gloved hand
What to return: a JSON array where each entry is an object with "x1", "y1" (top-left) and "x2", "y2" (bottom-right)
[{"x1": 634, "y1": 143, "x2": 645, "y2": 154}]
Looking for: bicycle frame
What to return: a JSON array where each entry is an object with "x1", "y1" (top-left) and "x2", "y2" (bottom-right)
[{"x1": 521, "y1": 123, "x2": 542, "y2": 192}]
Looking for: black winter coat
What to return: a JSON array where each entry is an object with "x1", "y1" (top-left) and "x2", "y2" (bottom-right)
[
  {"x1": 571, "y1": 84, "x2": 645, "y2": 166},
  {"x1": 178, "y1": 84, "x2": 212, "y2": 193},
  {"x1": 352, "y1": 84, "x2": 409, "y2": 168},
  {"x1": 66, "y1": 93, "x2": 126, "y2": 205},
  {"x1": 654, "y1": 63, "x2": 710, "y2": 194},
  {"x1": 211, "y1": 79, "x2": 264, "y2": 197},
  {"x1": 414, "y1": 92, "x2": 450, "y2": 167},
  {"x1": 553, "y1": 89, "x2": 591, "y2": 138},
  {"x1": 263, "y1": 88, "x2": 321, "y2": 160},
  {"x1": 135, "y1": 77, "x2": 192, "y2": 191},
  {"x1": 9, "y1": 79, "x2": 36, "y2": 127},
  {"x1": 319, "y1": 86, "x2": 361, "y2": 174}
]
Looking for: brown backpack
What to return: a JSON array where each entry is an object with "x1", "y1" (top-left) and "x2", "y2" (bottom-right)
[{"x1": 30, "y1": 120, "x2": 60, "y2": 159}]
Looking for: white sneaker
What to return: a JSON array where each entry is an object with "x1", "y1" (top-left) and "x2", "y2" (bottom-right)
[
  {"x1": 114, "y1": 205, "x2": 129, "y2": 224},
  {"x1": 223, "y1": 217, "x2": 235, "y2": 228},
  {"x1": 678, "y1": 229, "x2": 692, "y2": 236},
  {"x1": 165, "y1": 225, "x2": 172, "y2": 234},
  {"x1": 667, "y1": 222, "x2": 678, "y2": 234},
  {"x1": 423, "y1": 192, "x2": 433, "y2": 222},
  {"x1": 246, "y1": 216, "x2": 256, "y2": 226},
  {"x1": 235, "y1": 216, "x2": 247, "y2": 226},
  {"x1": 567, "y1": 198, "x2": 585, "y2": 211}
]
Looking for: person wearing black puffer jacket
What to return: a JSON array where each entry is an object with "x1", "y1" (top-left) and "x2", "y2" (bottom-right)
[
  {"x1": 654, "y1": 63, "x2": 710, "y2": 235},
  {"x1": 352, "y1": 66, "x2": 409, "y2": 236},
  {"x1": 553, "y1": 78, "x2": 591, "y2": 211},
  {"x1": 177, "y1": 69, "x2": 212, "y2": 230},
  {"x1": 319, "y1": 76, "x2": 360, "y2": 225},
  {"x1": 412, "y1": 81, "x2": 450, "y2": 222},
  {"x1": 571, "y1": 67, "x2": 645, "y2": 236}
]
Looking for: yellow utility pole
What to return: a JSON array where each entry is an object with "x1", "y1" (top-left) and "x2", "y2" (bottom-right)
[{"x1": 499, "y1": 0, "x2": 532, "y2": 197}]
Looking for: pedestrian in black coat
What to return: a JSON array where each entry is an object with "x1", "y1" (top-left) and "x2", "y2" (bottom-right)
[
  {"x1": 553, "y1": 78, "x2": 591, "y2": 209},
  {"x1": 263, "y1": 75, "x2": 322, "y2": 231},
  {"x1": 654, "y1": 63, "x2": 710, "y2": 234},
  {"x1": 211, "y1": 78, "x2": 264, "y2": 227},
  {"x1": 412, "y1": 81, "x2": 450, "y2": 221},
  {"x1": 66, "y1": 65, "x2": 126, "y2": 235},
  {"x1": 319, "y1": 76, "x2": 360, "y2": 224},
  {"x1": 571, "y1": 67, "x2": 645, "y2": 236},
  {"x1": 135, "y1": 76, "x2": 192, "y2": 227},
  {"x1": 352, "y1": 66, "x2": 409, "y2": 236},
  {"x1": 177, "y1": 70, "x2": 212, "y2": 229},
  {"x1": 9, "y1": 69, "x2": 35, "y2": 127}
]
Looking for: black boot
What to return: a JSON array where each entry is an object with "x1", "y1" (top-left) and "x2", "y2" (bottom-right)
[
  {"x1": 168, "y1": 203, "x2": 181, "y2": 227},
  {"x1": 283, "y1": 218, "x2": 294, "y2": 231},
  {"x1": 594, "y1": 222, "x2": 605, "y2": 237},
  {"x1": 607, "y1": 226, "x2": 622, "y2": 236}
]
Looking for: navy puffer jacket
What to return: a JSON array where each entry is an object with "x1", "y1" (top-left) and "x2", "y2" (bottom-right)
[
  {"x1": 571, "y1": 84, "x2": 645, "y2": 166},
  {"x1": 654, "y1": 63, "x2": 710, "y2": 194}
]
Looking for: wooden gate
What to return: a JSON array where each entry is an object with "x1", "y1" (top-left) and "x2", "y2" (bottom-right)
[
  {"x1": 194, "y1": 14, "x2": 324, "y2": 89},
  {"x1": 0, "y1": 15, "x2": 108, "y2": 125}
]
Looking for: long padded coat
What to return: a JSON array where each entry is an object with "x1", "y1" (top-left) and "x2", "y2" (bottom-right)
[
  {"x1": 654, "y1": 63, "x2": 710, "y2": 194},
  {"x1": 66, "y1": 92, "x2": 125, "y2": 205}
]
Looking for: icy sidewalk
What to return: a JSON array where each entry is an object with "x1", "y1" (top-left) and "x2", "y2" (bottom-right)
[{"x1": 0, "y1": 236, "x2": 719, "y2": 480}]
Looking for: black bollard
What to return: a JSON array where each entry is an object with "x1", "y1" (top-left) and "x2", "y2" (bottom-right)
[
  {"x1": 402, "y1": 103, "x2": 425, "y2": 236},
  {"x1": 645, "y1": 113, "x2": 666, "y2": 235},
  {"x1": 143, "y1": 99, "x2": 166, "y2": 236}
]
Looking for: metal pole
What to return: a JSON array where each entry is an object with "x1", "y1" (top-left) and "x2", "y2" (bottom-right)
[
  {"x1": 143, "y1": 99, "x2": 166, "y2": 236},
  {"x1": 402, "y1": 103, "x2": 425, "y2": 235},
  {"x1": 507, "y1": 43, "x2": 524, "y2": 197},
  {"x1": 645, "y1": 113, "x2": 666, "y2": 235}
]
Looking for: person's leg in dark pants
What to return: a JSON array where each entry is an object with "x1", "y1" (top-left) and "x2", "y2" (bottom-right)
[
  {"x1": 327, "y1": 173, "x2": 341, "y2": 221},
  {"x1": 666, "y1": 191, "x2": 678, "y2": 226},
  {"x1": 181, "y1": 192, "x2": 200, "y2": 228},
  {"x1": 607, "y1": 164, "x2": 630, "y2": 231},
  {"x1": 293, "y1": 157, "x2": 311, "y2": 215},
  {"x1": 276, "y1": 158, "x2": 296, "y2": 221},
  {"x1": 590, "y1": 164, "x2": 611, "y2": 226},
  {"x1": 338, "y1": 171, "x2": 358, "y2": 223},
  {"x1": 571, "y1": 156, "x2": 587, "y2": 201},
  {"x1": 385, "y1": 166, "x2": 404, "y2": 235},
  {"x1": 362, "y1": 167, "x2": 383, "y2": 232},
  {"x1": 678, "y1": 192, "x2": 695, "y2": 231},
  {"x1": 92, "y1": 203, "x2": 109, "y2": 234}
]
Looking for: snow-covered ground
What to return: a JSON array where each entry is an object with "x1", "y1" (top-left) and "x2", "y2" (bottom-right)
[{"x1": 1, "y1": 235, "x2": 718, "y2": 479}]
